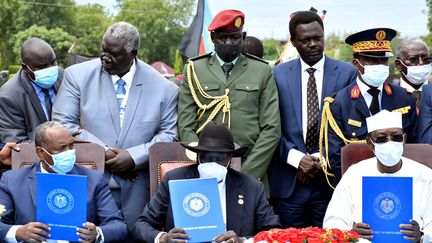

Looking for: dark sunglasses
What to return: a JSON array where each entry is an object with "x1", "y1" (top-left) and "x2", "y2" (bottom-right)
[{"x1": 370, "y1": 134, "x2": 405, "y2": 144}]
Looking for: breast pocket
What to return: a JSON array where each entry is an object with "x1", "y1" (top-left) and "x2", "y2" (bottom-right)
[
  {"x1": 200, "y1": 83, "x2": 220, "y2": 95},
  {"x1": 234, "y1": 84, "x2": 260, "y2": 112}
]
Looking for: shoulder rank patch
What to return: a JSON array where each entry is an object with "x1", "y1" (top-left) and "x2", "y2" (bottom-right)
[
  {"x1": 351, "y1": 85, "x2": 360, "y2": 99},
  {"x1": 392, "y1": 106, "x2": 411, "y2": 114},
  {"x1": 348, "y1": 119, "x2": 362, "y2": 127},
  {"x1": 189, "y1": 52, "x2": 212, "y2": 61},
  {"x1": 243, "y1": 52, "x2": 268, "y2": 64},
  {"x1": 384, "y1": 83, "x2": 393, "y2": 95}
]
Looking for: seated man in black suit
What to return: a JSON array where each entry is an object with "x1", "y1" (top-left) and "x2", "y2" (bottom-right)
[{"x1": 132, "y1": 122, "x2": 281, "y2": 243}]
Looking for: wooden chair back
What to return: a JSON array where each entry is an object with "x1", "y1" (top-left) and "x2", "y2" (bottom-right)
[
  {"x1": 11, "y1": 143, "x2": 105, "y2": 171},
  {"x1": 341, "y1": 143, "x2": 432, "y2": 174},
  {"x1": 149, "y1": 142, "x2": 241, "y2": 197}
]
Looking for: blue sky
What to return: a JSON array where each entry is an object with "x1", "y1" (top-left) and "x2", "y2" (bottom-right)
[{"x1": 76, "y1": 0, "x2": 429, "y2": 40}]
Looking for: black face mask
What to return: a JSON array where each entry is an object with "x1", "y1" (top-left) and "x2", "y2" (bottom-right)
[{"x1": 214, "y1": 43, "x2": 242, "y2": 62}]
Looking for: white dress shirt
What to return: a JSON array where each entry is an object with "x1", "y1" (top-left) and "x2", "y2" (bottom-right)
[
  {"x1": 400, "y1": 78, "x2": 427, "y2": 93},
  {"x1": 323, "y1": 157, "x2": 432, "y2": 243},
  {"x1": 356, "y1": 78, "x2": 383, "y2": 114},
  {"x1": 286, "y1": 56, "x2": 325, "y2": 168},
  {"x1": 110, "y1": 60, "x2": 136, "y2": 127}
]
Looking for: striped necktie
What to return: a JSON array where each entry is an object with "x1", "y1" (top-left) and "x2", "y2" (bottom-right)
[{"x1": 116, "y1": 79, "x2": 126, "y2": 110}]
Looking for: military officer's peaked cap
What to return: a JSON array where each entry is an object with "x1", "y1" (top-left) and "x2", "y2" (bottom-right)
[
  {"x1": 208, "y1": 9, "x2": 245, "y2": 32},
  {"x1": 345, "y1": 28, "x2": 397, "y2": 58}
]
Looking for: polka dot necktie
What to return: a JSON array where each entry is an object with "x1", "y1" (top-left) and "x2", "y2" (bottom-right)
[{"x1": 306, "y1": 68, "x2": 319, "y2": 155}]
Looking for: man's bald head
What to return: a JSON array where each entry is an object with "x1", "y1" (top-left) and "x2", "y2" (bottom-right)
[{"x1": 21, "y1": 37, "x2": 54, "y2": 63}]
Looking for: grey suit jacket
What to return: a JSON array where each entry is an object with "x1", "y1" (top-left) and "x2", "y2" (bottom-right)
[
  {"x1": 52, "y1": 58, "x2": 179, "y2": 229},
  {"x1": 0, "y1": 68, "x2": 62, "y2": 143}
]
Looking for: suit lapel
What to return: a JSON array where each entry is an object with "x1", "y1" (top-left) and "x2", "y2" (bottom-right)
[
  {"x1": 20, "y1": 71, "x2": 48, "y2": 123},
  {"x1": 101, "y1": 71, "x2": 121, "y2": 136},
  {"x1": 321, "y1": 58, "x2": 338, "y2": 103},
  {"x1": 208, "y1": 55, "x2": 228, "y2": 86},
  {"x1": 118, "y1": 63, "x2": 144, "y2": 145},
  {"x1": 226, "y1": 55, "x2": 247, "y2": 87},
  {"x1": 287, "y1": 60, "x2": 303, "y2": 131},
  {"x1": 27, "y1": 163, "x2": 41, "y2": 208},
  {"x1": 226, "y1": 170, "x2": 243, "y2": 234}
]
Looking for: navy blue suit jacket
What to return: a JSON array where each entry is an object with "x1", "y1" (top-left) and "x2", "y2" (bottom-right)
[
  {"x1": 269, "y1": 56, "x2": 356, "y2": 199},
  {"x1": 132, "y1": 165, "x2": 281, "y2": 242},
  {"x1": 328, "y1": 81, "x2": 417, "y2": 180},
  {"x1": 0, "y1": 163, "x2": 128, "y2": 242},
  {"x1": 418, "y1": 84, "x2": 432, "y2": 143}
]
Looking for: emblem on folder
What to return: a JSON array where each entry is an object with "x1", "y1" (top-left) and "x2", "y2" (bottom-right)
[
  {"x1": 373, "y1": 192, "x2": 401, "y2": 220},
  {"x1": 183, "y1": 192, "x2": 210, "y2": 217},
  {"x1": 47, "y1": 188, "x2": 74, "y2": 214}
]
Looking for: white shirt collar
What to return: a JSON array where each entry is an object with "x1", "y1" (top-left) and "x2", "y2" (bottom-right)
[
  {"x1": 299, "y1": 55, "x2": 325, "y2": 73},
  {"x1": 357, "y1": 77, "x2": 383, "y2": 96},
  {"x1": 399, "y1": 77, "x2": 426, "y2": 92},
  {"x1": 111, "y1": 59, "x2": 136, "y2": 85}
]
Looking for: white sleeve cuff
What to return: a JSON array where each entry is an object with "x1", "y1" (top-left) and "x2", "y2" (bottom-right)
[
  {"x1": 311, "y1": 152, "x2": 327, "y2": 168},
  {"x1": 287, "y1": 149, "x2": 305, "y2": 168},
  {"x1": 95, "y1": 226, "x2": 104, "y2": 243},
  {"x1": 5, "y1": 225, "x2": 21, "y2": 243},
  {"x1": 155, "y1": 231, "x2": 167, "y2": 243}
]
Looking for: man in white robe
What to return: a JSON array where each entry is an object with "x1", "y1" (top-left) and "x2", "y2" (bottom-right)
[{"x1": 323, "y1": 110, "x2": 432, "y2": 243}]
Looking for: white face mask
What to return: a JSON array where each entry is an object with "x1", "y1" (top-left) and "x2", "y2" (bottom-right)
[
  {"x1": 402, "y1": 63, "x2": 432, "y2": 85},
  {"x1": 357, "y1": 60, "x2": 389, "y2": 87},
  {"x1": 373, "y1": 141, "x2": 404, "y2": 167},
  {"x1": 198, "y1": 162, "x2": 228, "y2": 183}
]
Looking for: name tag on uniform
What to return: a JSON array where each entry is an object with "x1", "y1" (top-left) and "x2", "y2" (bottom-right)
[
  {"x1": 392, "y1": 106, "x2": 411, "y2": 115},
  {"x1": 348, "y1": 119, "x2": 362, "y2": 127}
]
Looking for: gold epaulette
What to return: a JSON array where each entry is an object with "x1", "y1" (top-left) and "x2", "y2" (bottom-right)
[
  {"x1": 392, "y1": 106, "x2": 411, "y2": 115},
  {"x1": 186, "y1": 60, "x2": 231, "y2": 133},
  {"x1": 318, "y1": 97, "x2": 366, "y2": 189}
]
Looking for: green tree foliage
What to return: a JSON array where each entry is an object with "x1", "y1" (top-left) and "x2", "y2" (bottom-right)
[
  {"x1": 73, "y1": 4, "x2": 113, "y2": 56},
  {"x1": 16, "y1": 0, "x2": 77, "y2": 34},
  {"x1": 115, "y1": 0, "x2": 194, "y2": 65},
  {"x1": 262, "y1": 39, "x2": 282, "y2": 61},
  {"x1": 174, "y1": 49, "x2": 184, "y2": 75},
  {"x1": 0, "y1": 0, "x2": 20, "y2": 68},
  {"x1": 12, "y1": 25, "x2": 74, "y2": 66}
]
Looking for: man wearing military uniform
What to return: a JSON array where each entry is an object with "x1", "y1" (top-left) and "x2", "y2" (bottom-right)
[
  {"x1": 178, "y1": 10, "x2": 281, "y2": 186},
  {"x1": 321, "y1": 28, "x2": 417, "y2": 183}
]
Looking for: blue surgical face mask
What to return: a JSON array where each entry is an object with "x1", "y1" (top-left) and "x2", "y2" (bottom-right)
[
  {"x1": 357, "y1": 60, "x2": 389, "y2": 87},
  {"x1": 28, "y1": 66, "x2": 59, "y2": 89},
  {"x1": 42, "y1": 148, "x2": 76, "y2": 174}
]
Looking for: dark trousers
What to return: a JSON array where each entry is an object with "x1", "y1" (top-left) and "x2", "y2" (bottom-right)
[{"x1": 270, "y1": 177, "x2": 333, "y2": 228}]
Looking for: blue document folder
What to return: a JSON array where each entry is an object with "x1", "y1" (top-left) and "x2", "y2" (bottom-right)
[
  {"x1": 362, "y1": 176, "x2": 413, "y2": 242},
  {"x1": 36, "y1": 173, "x2": 87, "y2": 242},
  {"x1": 169, "y1": 177, "x2": 225, "y2": 242}
]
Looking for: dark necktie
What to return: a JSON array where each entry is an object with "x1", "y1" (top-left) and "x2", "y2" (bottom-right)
[
  {"x1": 305, "y1": 68, "x2": 319, "y2": 154},
  {"x1": 116, "y1": 79, "x2": 126, "y2": 110},
  {"x1": 42, "y1": 88, "x2": 52, "y2": 120},
  {"x1": 412, "y1": 90, "x2": 421, "y2": 112},
  {"x1": 367, "y1": 88, "x2": 380, "y2": 115},
  {"x1": 222, "y1": 63, "x2": 234, "y2": 81}
]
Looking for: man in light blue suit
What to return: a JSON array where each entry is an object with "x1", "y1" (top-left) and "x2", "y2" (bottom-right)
[
  {"x1": 52, "y1": 22, "x2": 179, "y2": 231},
  {"x1": 0, "y1": 122, "x2": 128, "y2": 242},
  {"x1": 269, "y1": 11, "x2": 356, "y2": 228}
]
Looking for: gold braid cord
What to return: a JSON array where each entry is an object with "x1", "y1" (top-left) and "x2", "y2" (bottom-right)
[
  {"x1": 186, "y1": 60, "x2": 231, "y2": 133},
  {"x1": 319, "y1": 97, "x2": 366, "y2": 189}
]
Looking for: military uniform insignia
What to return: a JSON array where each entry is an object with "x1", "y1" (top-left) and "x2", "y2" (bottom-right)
[
  {"x1": 234, "y1": 17, "x2": 242, "y2": 28},
  {"x1": 351, "y1": 86, "x2": 360, "y2": 99},
  {"x1": 392, "y1": 106, "x2": 411, "y2": 114},
  {"x1": 375, "y1": 30, "x2": 386, "y2": 41},
  {"x1": 348, "y1": 119, "x2": 362, "y2": 127},
  {"x1": 384, "y1": 83, "x2": 392, "y2": 95}
]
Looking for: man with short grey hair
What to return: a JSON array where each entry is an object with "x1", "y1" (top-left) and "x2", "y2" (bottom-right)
[
  {"x1": 52, "y1": 21, "x2": 179, "y2": 233},
  {"x1": 395, "y1": 38, "x2": 432, "y2": 113}
]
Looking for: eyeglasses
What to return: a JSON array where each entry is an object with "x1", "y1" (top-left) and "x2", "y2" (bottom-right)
[
  {"x1": 405, "y1": 56, "x2": 432, "y2": 65},
  {"x1": 370, "y1": 134, "x2": 405, "y2": 144}
]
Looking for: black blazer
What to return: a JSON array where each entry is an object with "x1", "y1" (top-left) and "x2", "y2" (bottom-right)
[
  {"x1": 132, "y1": 165, "x2": 281, "y2": 242},
  {"x1": 0, "y1": 68, "x2": 63, "y2": 143}
]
